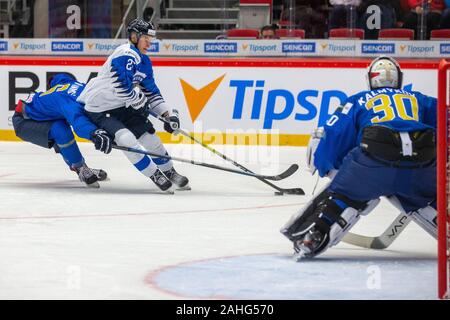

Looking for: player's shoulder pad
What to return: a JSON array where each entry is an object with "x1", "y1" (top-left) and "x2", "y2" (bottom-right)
[
  {"x1": 140, "y1": 52, "x2": 152, "y2": 66},
  {"x1": 406, "y1": 89, "x2": 430, "y2": 98},
  {"x1": 113, "y1": 43, "x2": 141, "y2": 64},
  {"x1": 334, "y1": 92, "x2": 365, "y2": 115},
  {"x1": 410, "y1": 90, "x2": 437, "y2": 105},
  {"x1": 351, "y1": 89, "x2": 378, "y2": 108}
]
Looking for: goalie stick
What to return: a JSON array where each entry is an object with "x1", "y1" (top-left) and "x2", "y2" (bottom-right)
[
  {"x1": 149, "y1": 110, "x2": 305, "y2": 195},
  {"x1": 342, "y1": 212, "x2": 412, "y2": 249},
  {"x1": 112, "y1": 145, "x2": 299, "y2": 181}
]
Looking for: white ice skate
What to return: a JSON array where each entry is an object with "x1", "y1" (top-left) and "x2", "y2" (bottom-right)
[{"x1": 163, "y1": 167, "x2": 190, "y2": 191}]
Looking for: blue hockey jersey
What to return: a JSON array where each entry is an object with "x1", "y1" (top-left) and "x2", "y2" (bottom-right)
[
  {"x1": 23, "y1": 79, "x2": 97, "y2": 140},
  {"x1": 314, "y1": 87, "x2": 437, "y2": 177}
]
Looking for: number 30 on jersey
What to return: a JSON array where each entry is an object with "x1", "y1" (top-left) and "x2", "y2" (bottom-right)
[{"x1": 365, "y1": 94, "x2": 419, "y2": 124}]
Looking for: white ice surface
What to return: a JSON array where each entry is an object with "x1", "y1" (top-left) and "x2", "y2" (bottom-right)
[{"x1": 0, "y1": 142, "x2": 437, "y2": 299}]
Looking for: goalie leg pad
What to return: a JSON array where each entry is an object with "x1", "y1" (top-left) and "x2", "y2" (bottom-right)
[
  {"x1": 329, "y1": 198, "x2": 380, "y2": 247},
  {"x1": 281, "y1": 191, "x2": 369, "y2": 259},
  {"x1": 410, "y1": 206, "x2": 437, "y2": 239}
]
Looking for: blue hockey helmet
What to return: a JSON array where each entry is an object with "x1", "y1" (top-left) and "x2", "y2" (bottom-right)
[{"x1": 49, "y1": 73, "x2": 76, "y2": 88}]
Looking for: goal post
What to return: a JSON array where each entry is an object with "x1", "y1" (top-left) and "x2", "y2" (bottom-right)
[{"x1": 437, "y1": 59, "x2": 450, "y2": 300}]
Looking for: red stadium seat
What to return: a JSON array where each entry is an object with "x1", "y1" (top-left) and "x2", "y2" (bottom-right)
[
  {"x1": 277, "y1": 20, "x2": 299, "y2": 29},
  {"x1": 378, "y1": 28, "x2": 414, "y2": 40},
  {"x1": 226, "y1": 28, "x2": 260, "y2": 39},
  {"x1": 329, "y1": 28, "x2": 364, "y2": 39},
  {"x1": 275, "y1": 28, "x2": 305, "y2": 39},
  {"x1": 431, "y1": 29, "x2": 450, "y2": 40}
]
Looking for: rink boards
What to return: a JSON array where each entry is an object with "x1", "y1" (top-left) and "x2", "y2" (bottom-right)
[{"x1": 0, "y1": 57, "x2": 439, "y2": 146}]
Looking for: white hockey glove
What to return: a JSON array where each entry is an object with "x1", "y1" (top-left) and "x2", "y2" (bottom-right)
[
  {"x1": 306, "y1": 127, "x2": 324, "y2": 174},
  {"x1": 126, "y1": 87, "x2": 147, "y2": 110}
]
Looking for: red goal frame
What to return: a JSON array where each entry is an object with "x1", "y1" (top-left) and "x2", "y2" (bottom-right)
[{"x1": 437, "y1": 59, "x2": 450, "y2": 300}]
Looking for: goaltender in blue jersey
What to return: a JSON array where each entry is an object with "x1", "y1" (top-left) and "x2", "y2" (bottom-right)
[
  {"x1": 281, "y1": 56, "x2": 438, "y2": 260},
  {"x1": 314, "y1": 80, "x2": 437, "y2": 178}
]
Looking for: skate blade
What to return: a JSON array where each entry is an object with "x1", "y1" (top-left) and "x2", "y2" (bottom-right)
[
  {"x1": 293, "y1": 252, "x2": 304, "y2": 262},
  {"x1": 86, "y1": 181, "x2": 100, "y2": 188},
  {"x1": 162, "y1": 186, "x2": 175, "y2": 194},
  {"x1": 292, "y1": 246, "x2": 312, "y2": 261},
  {"x1": 293, "y1": 251, "x2": 310, "y2": 262},
  {"x1": 176, "y1": 185, "x2": 191, "y2": 191}
]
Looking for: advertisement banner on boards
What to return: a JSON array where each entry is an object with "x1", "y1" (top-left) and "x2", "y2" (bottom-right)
[
  {"x1": 0, "y1": 59, "x2": 438, "y2": 145},
  {"x1": 0, "y1": 39, "x2": 449, "y2": 58}
]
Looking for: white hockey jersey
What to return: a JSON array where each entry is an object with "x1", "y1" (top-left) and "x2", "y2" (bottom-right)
[{"x1": 78, "y1": 43, "x2": 168, "y2": 115}]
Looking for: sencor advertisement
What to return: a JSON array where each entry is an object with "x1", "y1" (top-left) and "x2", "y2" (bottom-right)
[
  {"x1": 0, "y1": 39, "x2": 449, "y2": 58},
  {"x1": 0, "y1": 58, "x2": 438, "y2": 145}
]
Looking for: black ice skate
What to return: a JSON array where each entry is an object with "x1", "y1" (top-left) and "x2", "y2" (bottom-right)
[
  {"x1": 73, "y1": 164, "x2": 100, "y2": 188},
  {"x1": 163, "y1": 167, "x2": 190, "y2": 190},
  {"x1": 91, "y1": 168, "x2": 108, "y2": 181},
  {"x1": 150, "y1": 169, "x2": 174, "y2": 194},
  {"x1": 293, "y1": 228, "x2": 326, "y2": 261}
]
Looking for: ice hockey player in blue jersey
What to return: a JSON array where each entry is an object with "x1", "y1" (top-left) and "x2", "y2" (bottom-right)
[
  {"x1": 281, "y1": 56, "x2": 437, "y2": 260},
  {"x1": 78, "y1": 18, "x2": 189, "y2": 193},
  {"x1": 12, "y1": 73, "x2": 113, "y2": 188}
]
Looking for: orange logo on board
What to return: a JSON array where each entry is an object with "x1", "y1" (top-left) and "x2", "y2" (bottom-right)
[{"x1": 179, "y1": 74, "x2": 226, "y2": 122}]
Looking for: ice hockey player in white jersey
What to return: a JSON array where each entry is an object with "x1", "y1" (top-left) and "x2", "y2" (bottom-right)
[{"x1": 78, "y1": 18, "x2": 189, "y2": 193}]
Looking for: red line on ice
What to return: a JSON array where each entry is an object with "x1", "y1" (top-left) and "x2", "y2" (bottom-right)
[
  {"x1": 0, "y1": 202, "x2": 304, "y2": 220},
  {"x1": 144, "y1": 252, "x2": 280, "y2": 299}
]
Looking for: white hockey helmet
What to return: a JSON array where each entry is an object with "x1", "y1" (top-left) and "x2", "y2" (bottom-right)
[{"x1": 366, "y1": 56, "x2": 403, "y2": 90}]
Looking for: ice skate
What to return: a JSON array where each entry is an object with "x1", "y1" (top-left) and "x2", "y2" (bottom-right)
[
  {"x1": 163, "y1": 167, "x2": 190, "y2": 191},
  {"x1": 150, "y1": 169, "x2": 174, "y2": 194},
  {"x1": 91, "y1": 168, "x2": 109, "y2": 181},
  {"x1": 293, "y1": 229, "x2": 325, "y2": 261},
  {"x1": 73, "y1": 164, "x2": 100, "y2": 188}
]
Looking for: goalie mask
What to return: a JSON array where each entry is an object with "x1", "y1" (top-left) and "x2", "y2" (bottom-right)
[
  {"x1": 126, "y1": 18, "x2": 156, "y2": 45},
  {"x1": 366, "y1": 56, "x2": 403, "y2": 90}
]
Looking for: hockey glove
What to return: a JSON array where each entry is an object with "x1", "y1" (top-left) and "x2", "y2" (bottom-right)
[
  {"x1": 91, "y1": 129, "x2": 113, "y2": 154},
  {"x1": 126, "y1": 87, "x2": 147, "y2": 110},
  {"x1": 163, "y1": 110, "x2": 180, "y2": 134}
]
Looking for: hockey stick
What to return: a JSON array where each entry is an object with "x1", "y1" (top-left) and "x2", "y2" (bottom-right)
[
  {"x1": 342, "y1": 212, "x2": 412, "y2": 249},
  {"x1": 148, "y1": 111, "x2": 305, "y2": 195},
  {"x1": 112, "y1": 145, "x2": 299, "y2": 181}
]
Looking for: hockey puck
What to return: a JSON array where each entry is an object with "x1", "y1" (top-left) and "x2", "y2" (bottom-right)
[{"x1": 274, "y1": 191, "x2": 284, "y2": 196}]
